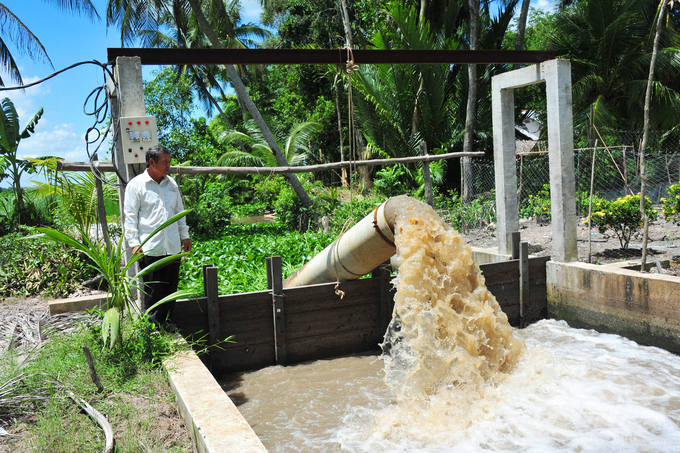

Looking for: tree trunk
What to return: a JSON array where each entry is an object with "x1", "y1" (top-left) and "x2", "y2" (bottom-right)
[
  {"x1": 639, "y1": 0, "x2": 667, "y2": 270},
  {"x1": 11, "y1": 157, "x2": 25, "y2": 214},
  {"x1": 420, "y1": 142, "x2": 433, "y2": 207},
  {"x1": 187, "y1": 0, "x2": 313, "y2": 207},
  {"x1": 419, "y1": 0, "x2": 428, "y2": 24},
  {"x1": 514, "y1": 0, "x2": 531, "y2": 51},
  {"x1": 462, "y1": 0, "x2": 480, "y2": 200}
]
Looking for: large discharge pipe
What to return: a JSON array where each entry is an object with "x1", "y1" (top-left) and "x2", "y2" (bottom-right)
[{"x1": 283, "y1": 196, "x2": 418, "y2": 288}]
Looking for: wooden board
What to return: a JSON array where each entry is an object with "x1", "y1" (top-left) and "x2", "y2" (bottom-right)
[{"x1": 173, "y1": 256, "x2": 550, "y2": 373}]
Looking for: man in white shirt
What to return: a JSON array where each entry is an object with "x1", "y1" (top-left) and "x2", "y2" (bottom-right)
[{"x1": 123, "y1": 145, "x2": 192, "y2": 325}]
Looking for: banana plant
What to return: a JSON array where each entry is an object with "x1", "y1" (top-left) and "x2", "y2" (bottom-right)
[{"x1": 29, "y1": 210, "x2": 195, "y2": 349}]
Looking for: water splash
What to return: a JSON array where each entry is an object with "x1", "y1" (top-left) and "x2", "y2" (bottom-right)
[{"x1": 382, "y1": 196, "x2": 525, "y2": 403}]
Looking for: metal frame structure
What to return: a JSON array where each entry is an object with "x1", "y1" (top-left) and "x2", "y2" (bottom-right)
[{"x1": 107, "y1": 48, "x2": 557, "y2": 66}]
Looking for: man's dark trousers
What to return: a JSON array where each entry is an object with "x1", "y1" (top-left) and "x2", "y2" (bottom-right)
[{"x1": 140, "y1": 255, "x2": 181, "y2": 325}]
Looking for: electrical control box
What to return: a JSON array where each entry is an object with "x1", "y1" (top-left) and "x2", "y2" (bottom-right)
[{"x1": 119, "y1": 116, "x2": 159, "y2": 164}]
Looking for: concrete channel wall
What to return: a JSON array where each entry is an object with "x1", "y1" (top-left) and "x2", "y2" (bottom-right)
[{"x1": 547, "y1": 261, "x2": 680, "y2": 354}]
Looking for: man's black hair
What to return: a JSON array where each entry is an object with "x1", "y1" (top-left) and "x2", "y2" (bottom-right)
[{"x1": 145, "y1": 145, "x2": 171, "y2": 168}]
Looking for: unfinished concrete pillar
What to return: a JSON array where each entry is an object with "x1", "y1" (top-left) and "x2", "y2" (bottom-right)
[
  {"x1": 544, "y1": 60, "x2": 577, "y2": 262},
  {"x1": 491, "y1": 80, "x2": 519, "y2": 255},
  {"x1": 491, "y1": 59, "x2": 577, "y2": 262},
  {"x1": 110, "y1": 56, "x2": 147, "y2": 212},
  {"x1": 109, "y1": 56, "x2": 148, "y2": 305}
]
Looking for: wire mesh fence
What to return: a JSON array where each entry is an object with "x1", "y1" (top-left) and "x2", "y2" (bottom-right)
[
  {"x1": 459, "y1": 129, "x2": 680, "y2": 265},
  {"x1": 464, "y1": 129, "x2": 680, "y2": 215}
]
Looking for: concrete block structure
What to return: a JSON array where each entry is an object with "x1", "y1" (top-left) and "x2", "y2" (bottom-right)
[{"x1": 492, "y1": 59, "x2": 578, "y2": 262}]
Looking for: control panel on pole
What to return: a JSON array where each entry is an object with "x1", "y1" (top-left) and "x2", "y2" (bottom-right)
[{"x1": 120, "y1": 116, "x2": 159, "y2": 164}]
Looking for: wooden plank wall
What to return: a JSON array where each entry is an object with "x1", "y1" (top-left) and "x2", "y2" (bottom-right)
[
  {"x1": 172, "y1": 256, "x2": 549, "y2": 375},
  {"x1": 480, "y1": 255, "x2": 551, "y2": 326}
]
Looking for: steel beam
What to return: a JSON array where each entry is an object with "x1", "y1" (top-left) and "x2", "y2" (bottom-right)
[{"x1": 107, "y1": 48, "x2": 557, "y2": 66}]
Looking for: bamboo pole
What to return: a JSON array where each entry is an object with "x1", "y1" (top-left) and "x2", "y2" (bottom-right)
[{"x1": 57, "y1": 151, "x2": 485, "y2": 175}]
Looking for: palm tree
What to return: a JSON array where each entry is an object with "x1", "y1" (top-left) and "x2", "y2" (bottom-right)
[
  {"x1": 218, "y1": 120, "x2": 322, "y2": 168},
  {"x1": 552, "y1": 0, "x2": 680, "y2": 132},
  {"x1": 0, "y1": 98, "x2": 43, "y2": 218},
  {"x1": 640, "y1": 0, "x2": 675, "y2": 268},
  {"x1": 462, "y1": 0, "x2": 481, "y2": 200},
  {"x1": 353, "y1": 1, "x2": 460, "y2": 163},
  {"x1": 106, "y1": 0, "x2": 314, "y2": 207},
  {"x1": 0, "y1": 0, "x2": 99, "y2": 86},
  {"x1": 28, "y1": 157, "x2": 119, "y2": 236}
]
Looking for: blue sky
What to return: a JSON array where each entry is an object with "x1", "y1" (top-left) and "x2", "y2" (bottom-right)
[
  {"x1": 1, "y1": 0, "x2": 554, "y2": 188},
  {"x1": 0, "y1": 0, "x2": 264, "y2": 188}
]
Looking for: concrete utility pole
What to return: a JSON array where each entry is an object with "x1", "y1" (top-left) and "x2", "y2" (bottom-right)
[{"x1": 108, "y1": 56, "x2": 147, "y2": 304}]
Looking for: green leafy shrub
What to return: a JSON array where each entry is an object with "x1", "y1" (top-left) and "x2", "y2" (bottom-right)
[
  {"x1": 33, "y1": 211, "x2": 194, "y2": 349},
  {"x1": 186, "y1": 181, "x2": 234, "y2": 237},
  {"x1": 661, "y1": 183, "x2": 680, "y2": 224},
  {"x1": 577, "y1": 190, "x2": 608, "y2": 217},
  {"x1": 328, "y1": 193, "x2": 388, "y2": 236},
  {"x1": 435, "y1": 190, "x2": 496, "y2": 233},
  {"x1": 520, "y1": 184, "x2": 551, "y2": 220},
  {"x1": 586, "y1": 194, "x2": 658, "y2": 249},
  {"x1": 373, "y1": 165, "x2": 409, "y2": 198}
]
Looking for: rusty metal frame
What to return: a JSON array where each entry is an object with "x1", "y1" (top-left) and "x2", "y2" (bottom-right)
[{"x1": 107, "y1": 48, "x2": 556, "y2": 66}]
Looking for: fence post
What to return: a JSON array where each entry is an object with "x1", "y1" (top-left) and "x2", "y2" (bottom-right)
[
  {"x1": 519, "y1": 242, "x2": 529, "y2": 325},
  {"x1": 373, "y1": 261, "x2": 393, "y2": 337},
  {"x1": 509, "y1": 231, "x2": 520, "y2": 260},
  {"x1": 202, "y1": 264, "x2": 219, "y2": 371},
  {"x1": 587, "y1": 140, "x2": 598, "y2": 263},
  {"x1": 266, "y1": 256, "x2": 287, "y2": 366}
]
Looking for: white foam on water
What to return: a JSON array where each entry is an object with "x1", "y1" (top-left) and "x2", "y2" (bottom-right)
[{"x1": 333, "y1": 320, "x2": 680, "y2": 452}]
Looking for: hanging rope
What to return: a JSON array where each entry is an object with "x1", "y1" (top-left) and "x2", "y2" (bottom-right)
[{"x1": 345, "y1": 46, "x2": 360, "y2": 222}]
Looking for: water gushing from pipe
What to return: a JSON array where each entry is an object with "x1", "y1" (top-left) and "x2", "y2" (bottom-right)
[{"x1": 381, "y1": 196, "x2": 524, "y2": 404}]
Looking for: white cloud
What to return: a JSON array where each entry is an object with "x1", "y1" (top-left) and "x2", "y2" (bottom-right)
[
  {"x1": 1, "y1": 76, "x2": 48, "y2": 127},
  {"x1": 531, "y1": 0, "x2": 556, "y2": 13},
  {"x1": 17, "y1": 123, "x2": 89, "y2": 163}
]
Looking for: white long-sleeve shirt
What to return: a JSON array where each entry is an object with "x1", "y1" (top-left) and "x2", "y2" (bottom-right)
[{"x1": 123, "y1": 170, "x2": 189, "y2": 256}]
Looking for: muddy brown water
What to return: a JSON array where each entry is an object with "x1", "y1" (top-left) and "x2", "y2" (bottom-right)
[{"x1": 221, "y1": 198, "x2": 680, "y2": 452}]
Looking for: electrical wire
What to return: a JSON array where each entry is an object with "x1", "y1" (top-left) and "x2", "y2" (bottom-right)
[{"x1": 0, "y1": 60, "x2": 129, "y2": 187}]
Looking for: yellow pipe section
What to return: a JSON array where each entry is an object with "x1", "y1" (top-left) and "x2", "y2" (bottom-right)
[{"x1": 283, "y1": 196, "x2": 416, "y2": 288}]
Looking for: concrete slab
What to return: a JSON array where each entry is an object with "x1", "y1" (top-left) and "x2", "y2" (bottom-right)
[
  {"x1": 49, "y1": 294, "x2": 107, "y2": 315},
  {"x1": 165, "y1": 349, "x2": 268, "y2": 453},
  {"x1": 547, "y1": 261, "x2": 680, "y2": 353},
  {"x1": 471, "y1": 246, "x2": 512, "y2": 264}
]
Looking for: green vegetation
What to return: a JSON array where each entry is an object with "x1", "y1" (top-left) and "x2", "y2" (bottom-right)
[
  {"x1": 0, "y1": 98, "x2": 44, "y2": 224},
  {"x1": 520, "y1": 184, "x2": 552, "y2": 221},
  {"x1": 3, "y1": 1, "x2": 680, "y2": 449},
  {"x1": 32, "y1": 211, "x2": 193, "y2": 349},
  {"x1": 0, "y1": 228, "x2": 97, "y2": 298},
  {"x1": 1, "y1": 315, "x2": 195, "y2": 452},
  {"x1": 586, "y1": 194, "x2": 659, "y2": 249},
  {"x1": 661, "y1": 183, "x2": 680, "y2": 224}
]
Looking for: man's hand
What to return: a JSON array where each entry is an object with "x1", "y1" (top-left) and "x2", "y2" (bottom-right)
[
  {"x1": 183, "y1": 238, "x2": 192, "y2": 253},
  {"x1": 132, "y1": 246, "x2": 143, "y2": 255}
]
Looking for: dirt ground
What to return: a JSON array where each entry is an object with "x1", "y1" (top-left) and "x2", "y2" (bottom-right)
[
  {"x1": 464, "y1": 216, "x2": 680, "y2": 275},
  {"x1": 0, "y1": 296, "x2": 195, "y2": 453}
]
